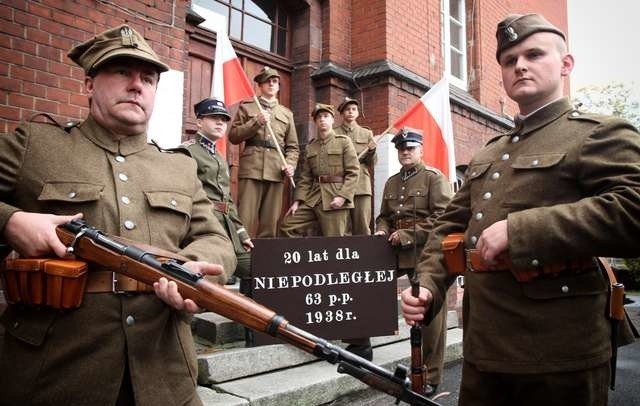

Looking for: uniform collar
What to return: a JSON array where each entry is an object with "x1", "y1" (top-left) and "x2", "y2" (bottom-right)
[
  {"x1": 512, "y1": 97, "x2": 572, "y2": 137},
  {"x1": 258, "y1": 97, "x2": 278, "y2": 110},
  {"x1": 400, "y1": 162, "x2": 424, "y2": 182},
  {"x1": 317, "y1": 129, "x2": 335, "y2": 144},
  {"x1": 79, "y1": 115, "x2": 149, "y2": 155},
  {"x1": 341, "y1": 122, "x2": 357, "y2": 132},
  {"x1": 196, "y1": 132, "x2": 217, "y2": 155}
]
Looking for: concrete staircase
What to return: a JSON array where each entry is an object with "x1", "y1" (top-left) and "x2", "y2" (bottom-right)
[{"x1": 192, "y1": 281, "x2": 463, "y2": 406}]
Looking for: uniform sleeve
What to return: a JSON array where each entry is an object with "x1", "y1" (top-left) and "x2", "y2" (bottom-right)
[
  {"x1": 293, "y1": 150, "x2": 313, "y2": 203},
  {"x1": 0, "y1": 124, "x2": 29, "y2": 242},
  {"x1": 361, "y1": 129, "x2": 377, "y2": 167},
  {"x1": 416, "y1": 175, "x2": 471, "y2": 322},
  {"x1": 228, "y1": 103, "x2": 262, "y2": 145},
  {"x1": 375, "y1": 180, "x2": 393, "y2": 234},
  {"x1": 177, "y1": 174, "x2": 237, "y2": 284},
  {"x1": 398, "y1": 172, "x2": 453, "y2": 248},
  {"x1": 336, "y1": 139, "x2": 360, "y2": 202},
  {"x1": 507, "y1": 119, "x2": 640, "y2": 267},
  {"x1": 228, "y1": 203, "x2": 250, "y2": 244},
  {"x1": 283, "y1": 111, "x2": 299, "y2": 168}
]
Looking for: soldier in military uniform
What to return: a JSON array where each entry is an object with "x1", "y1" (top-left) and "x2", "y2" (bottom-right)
[
  {"x1": 401, "y1": 14, "x2": 640, "y2": 405},
  {"x1": 177, "y1": 97, "x2": 253, "y2": 283},
  {"x1": 228, "y1": 67, "x2": 299, "y2": 238},
  {"x1": 375, "y1": 129, "x2": 452, "y2": 395},
  {"x1": 280, "y1": 104, "x2": 359, "y2": 238},
  {"x1": 0, "y1": 26, "x2": 236, "y2": 405},
  {"x1": 334, "y1": 97, "x2": 377, "y2": 235}
]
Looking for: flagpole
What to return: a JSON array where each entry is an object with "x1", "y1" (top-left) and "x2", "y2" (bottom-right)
[
  {"x1": 357, "y1": 125, "x2": 395, "y2": 160},
  {"x1": 252, "y1": 95, "x2": 296, "y2": 188}
]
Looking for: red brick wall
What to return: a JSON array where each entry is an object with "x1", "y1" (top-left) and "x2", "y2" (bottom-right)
[
  {"x1": 0, "y1": 0, "x2": 188, "y2": 134},
  {"x1": 470, "y1": 0, "x2": 569, "y2": 117}
]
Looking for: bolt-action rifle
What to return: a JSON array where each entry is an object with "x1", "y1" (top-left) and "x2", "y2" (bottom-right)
[{"x1": 55, "y1": 219, "x2": 440, "y2": 406}]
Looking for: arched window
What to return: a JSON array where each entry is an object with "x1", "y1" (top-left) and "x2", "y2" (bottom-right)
[{"x1": 192, "y1": 0, "x2": 289, "y2": 57}]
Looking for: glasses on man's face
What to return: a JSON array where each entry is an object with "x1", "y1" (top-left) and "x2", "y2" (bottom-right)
[{"x1": 397, "y1": 145, "x2": 418, "y2": 152}]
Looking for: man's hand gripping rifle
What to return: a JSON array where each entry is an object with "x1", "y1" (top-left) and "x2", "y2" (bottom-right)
[{"x1": 56, "y1": 220, "x2": 440, "y2": 406}]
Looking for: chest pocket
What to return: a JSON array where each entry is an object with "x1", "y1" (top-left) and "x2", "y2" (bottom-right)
[
  {"x1": 408, "y1": 188, "x2": 429, "y2": 210},
  {"x1": 144, "y1": 191, "x2": 192, "y2": 248},
  {"x1": 327, "y1": 147, "x2": 343, "y2": 171},
  {"x1": 271, "y1": 111, "x2": 290, "y2": 136},
  {"x1": 37, "y1": 181, "x2": 104, "y2": 216},
  {"x1": 38, "y1": 181, "x2": 103, "y2": 202},
  {"x1": 505, "y1": 153, "x2": 567, "y2": 208},
  {"x1": 306, "y1": 150, "x2": 319, "y2": 173}
]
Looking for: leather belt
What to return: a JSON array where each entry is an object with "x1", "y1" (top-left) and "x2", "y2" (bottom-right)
[
  {"x1": 395, "y1": 217, "x2": 428, "y2": 229},
  {"x1": 85, "y1": 270, "x2": 153, "y2": 294},
  {"x1": 318, "y1": 175, "x2": 344, "y2": 183},
  {"x1": 466, "y1": 249, "x2": 596, "y2": 277},
  {"x1": 212, "y1": 201, "x2": 230, "y2": 214},
  {"x1": 245, "y1": 139, "x2": 281, "y2": 149}
]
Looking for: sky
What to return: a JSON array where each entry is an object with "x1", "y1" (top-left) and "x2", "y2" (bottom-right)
[{"x1": 567, "y1": 0, "x2": 640, "y2": 96}]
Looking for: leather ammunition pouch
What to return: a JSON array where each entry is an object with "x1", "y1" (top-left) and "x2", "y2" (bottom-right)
[
  {"x1": 441, "y1": 233, "x2": 465, "y2": 275},
  {"x1": 1, "y1": 258, "x2": 88, "y2": 309},
  {"x1": 441, "y1": 233, "x2": 597, "y2": 282}
]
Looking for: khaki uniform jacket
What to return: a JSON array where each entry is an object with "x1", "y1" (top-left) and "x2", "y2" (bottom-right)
[
  {"x1": 0, "y1": 116, "x2": 236, "y2": 405},
  {"x1": 376, "y1": 163, "x2": 452, "y2": 269},
  {"x1": 294, "y1": 130, "x2": 359, "y2": 210},
  {"x1": 178, "y1": 133, "x2": 249, "y2": 254},
  {"x1": 228, "y1": 98, "x2": 299, "y2": 182},
  {"x1": 334, "y1": 122, "x2": 376, "y2": 196},
  {"x1": 417, "y1": 98, "x2": 640, "y2": 374}
]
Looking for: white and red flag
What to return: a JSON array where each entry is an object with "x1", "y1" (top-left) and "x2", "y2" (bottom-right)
[
  {"x1": 212, "y1": 30, "x2": 254, "y2": 105},
  {"x1": 210, "y1": 30, "x2": 254, "y2": 157},
  {"x1": 392, "y1": 77, "x2": 456, "y2": 183}
]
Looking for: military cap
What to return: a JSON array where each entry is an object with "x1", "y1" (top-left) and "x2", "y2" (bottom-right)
[
  {"x1": 391, "y1": 128, "x2": 423, "y2": 149},
  {"x1": 337, "y1": 97, "x2": 359, "y2": 113},
  {"x1": 68, "y1": 24, "x2": 169, "y2": 74},
  {"x1": 496, "y1": 13, "x2": 565, "y2": 60},
  {"x1": 311, "y1": 103, "x2": 335, "y2": 119},
  {"x1": 253, "y1": 66, "x2": 280, "y2": 83},
  {"x1": 194, "y1": 98, "x2": 231, "y2": 121}
]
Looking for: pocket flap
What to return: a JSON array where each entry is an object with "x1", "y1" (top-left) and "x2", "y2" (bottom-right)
[
  {"x1": 521, "y1": 270, "x2": 607, "y2": 300},
  {"x1": 144, "y1": 191, "x2": 192, "y2": 216},
  {"x1": 38, "y1": 182, "x2": 103, "y2": 202},
  {"x1": 1, "y1": 305, "x2": 57, "y2": 346},
  {"x1": 408, "y1": 188, "x2": 428, "y2": 197},
  {"x1": 274, "y1": 111, "x2": 290, "y2": 125},
  {"x1": 512, "y1": 153, "x2": 565, "y2": 169}
]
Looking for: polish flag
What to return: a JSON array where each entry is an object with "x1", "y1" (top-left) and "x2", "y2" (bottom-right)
[
  {"x1": 210, "y1": 30, "x2": 255, "y2": 157},
  {"x1": 212, "y1": 30, "x2": 255, "y2": 105},
  {"x1": 392, "y1": 77, "x2": 456, "y2": 183}
]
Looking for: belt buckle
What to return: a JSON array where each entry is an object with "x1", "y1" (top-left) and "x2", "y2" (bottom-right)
[{"x1": 111, "y1": 272, "x2": 127, "y2": 294}]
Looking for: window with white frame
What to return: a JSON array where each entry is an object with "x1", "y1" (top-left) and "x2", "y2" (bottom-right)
[{"x1": 441, "y1": 0, "x2": 467, "y2": 89}]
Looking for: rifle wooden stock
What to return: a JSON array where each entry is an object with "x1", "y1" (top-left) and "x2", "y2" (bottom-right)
[{"x1": 55, "y1": 220, "x2": 439, "y2": 406}]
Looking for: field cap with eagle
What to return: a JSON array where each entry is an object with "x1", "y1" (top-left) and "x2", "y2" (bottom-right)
[
  {"x1": 496, "y1": 13, "x2": 565, "y2": 61},
  {"x1": 68, "y1": 24, "x2": 169, "y2": 74}
]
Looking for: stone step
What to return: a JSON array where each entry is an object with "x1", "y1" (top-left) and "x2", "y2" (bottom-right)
[
  {"x1": 196, "y1": 327, "x2": 463, "y2": 405},
  {"x1": 197, "y1": 310, "x2": 459, "y2": 384}
]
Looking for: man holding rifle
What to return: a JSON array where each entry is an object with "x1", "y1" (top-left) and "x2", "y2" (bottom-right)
[
  {"x1": 0, "y1": 25, "x2": 235, "y2": 405},
  {"x1": 401, "y1": 14, "x2": 640, "y2": 405}
]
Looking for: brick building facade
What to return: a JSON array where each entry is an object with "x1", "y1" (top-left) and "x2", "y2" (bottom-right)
[{"x1": 0, "y1": 0, "x2": 568, "y2": 196}]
